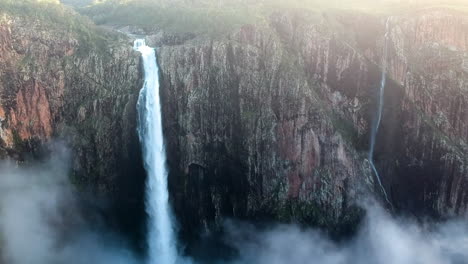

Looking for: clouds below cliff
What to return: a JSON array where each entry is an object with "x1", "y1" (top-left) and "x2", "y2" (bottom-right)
[
  {"x1": 0, "y1": 143, "x2": 139, "y2": 264},
  {"x1": 224, "y1": 205, "x2": 468, "y2": 264},
  {"x1": 0, "y1": 144, "x2": 467, "y2": 264}
]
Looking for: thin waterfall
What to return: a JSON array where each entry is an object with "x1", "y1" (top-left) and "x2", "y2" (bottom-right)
[
  {"x1": 134, "y1": 39, "x2": 178, "y2": 264},
  {"x1": 369, "y1": 18, "x2": 392, "y2": 207}
]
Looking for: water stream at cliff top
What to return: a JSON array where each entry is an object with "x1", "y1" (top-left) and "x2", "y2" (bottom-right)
[
  {"x1": 134, "y1": 39, "x2": 178, "y2": 264},
  {"x1": 369, "y1": 18, "x2": 392, "y2": 207}
]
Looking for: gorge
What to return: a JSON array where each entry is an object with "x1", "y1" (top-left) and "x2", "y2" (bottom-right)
[{"x1": 0, "y1": 0, "x2": 467, "y2": 263}]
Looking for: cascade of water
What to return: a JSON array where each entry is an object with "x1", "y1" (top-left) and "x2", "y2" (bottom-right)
[
  {"x1": 369, "y1": 18, "x2": 392, "y2": 207},
  {"x1": 134, "y1": 39, "x2": 178, "y2": 264}
]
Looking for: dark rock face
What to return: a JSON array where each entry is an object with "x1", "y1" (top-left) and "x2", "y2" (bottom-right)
[
  {"x1": 0, "y1": 14, "x2": 147, "y2": 248},
  {"x1": 1, "y1": 4, "x2": 467, "y2": 254},
  {"x1": 156, "y1": 12, "x2": 378, "y2": 241},
  {"x1": 372, "y1": 10, "x2": 468, "y2": 217},
  {"x1": 152, "y1": 8, "x2": 468, "y2": 242}
]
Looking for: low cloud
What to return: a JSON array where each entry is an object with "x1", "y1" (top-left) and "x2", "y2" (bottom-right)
[
  {"x1": 0, "y1": 143, "x2": 139, "y2": 264},
  {"x1": 0, "y1": 144, "x2": 467, "y2": 264},
  {"x1": 224, "y1": 205, "x2": 468, "y2": 264}
]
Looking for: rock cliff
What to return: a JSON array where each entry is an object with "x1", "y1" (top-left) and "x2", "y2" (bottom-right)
[
  {"x1": 0, "y1": 9, "x2": 146, "y2": 247},
  {"x1": 149, "y1": 8, "x2": 468, "y2": 242},
  {"x1": 0, "y1": 1, "x2": 467, "y2": 252}
]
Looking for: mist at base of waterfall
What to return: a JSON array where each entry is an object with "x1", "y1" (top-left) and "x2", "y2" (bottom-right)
[
  {"x1": 0, "y1": 143, "x2": 141, "y2": 264},
  {"x1": 220, "y1": 206, "x2": 468, "y2": 264},
  {"x1": 0, "y1": 146, "x2": 466, "y2": 264}
]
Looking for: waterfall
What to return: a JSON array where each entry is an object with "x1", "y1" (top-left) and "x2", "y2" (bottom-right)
[
  {"x1": 368, "y1": 18, "x2": 392, "y2": 207},
  {"x1": 134, "y1": 39, "x2": 178, "y2": 264}
]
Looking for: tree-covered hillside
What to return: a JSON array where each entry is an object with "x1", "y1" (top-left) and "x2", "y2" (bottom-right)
[
  {"x1": 0, "y1": 0, "x2": 127, "y2": 56},
  {"x1": 78, "y1": 0, "x2": 468, "y2": 36},
  {"x1": 60, "y1": 0, "x2": 95, "y2": 7}
]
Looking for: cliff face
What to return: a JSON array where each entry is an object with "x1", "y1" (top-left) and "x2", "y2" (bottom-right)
[
  {"x1": 370, "y1": 10, "x2": 468, "y2": 217},
  {"x1": 150, "y1": 8, "x2": 468, "y2": 240},
  {"x1": 342, "y1": 9, "x2": 468, "y2": 217},
  {"x1": 1, "y1": 3, "x2": 467, "y2": 251},
  {"x1": 0, "y1": 12, "x2": 146, "y2": 246},
  {"x1": 156, "y1": 14, "x2": 371, "y2": 240}
]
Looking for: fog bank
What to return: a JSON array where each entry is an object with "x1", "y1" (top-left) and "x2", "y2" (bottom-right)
[
  {"x1": 0, "y1": 145, "x2": 467, "y2": 264},
  {"x1": 224, "y1": 205, "x2": 468, "y2": 264},
  {"x1": 0, "y1": 144, "x2": 139, "y2": 264}
]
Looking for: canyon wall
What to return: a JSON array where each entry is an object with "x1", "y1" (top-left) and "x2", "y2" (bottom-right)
[
  {"x1": 0, "y1": 3, "x2": 466, "y2": 250},
  {"x1": 0, "y1": 11, "x2": 146, "y2": 247},
  {"x1": 152, "y1": 8, "x2": 468, "y2": 241}
]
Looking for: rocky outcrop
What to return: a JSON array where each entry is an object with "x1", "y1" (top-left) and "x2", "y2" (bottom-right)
[{"x1": 0, "y1": 12, "x2": 147, "y2": 247}]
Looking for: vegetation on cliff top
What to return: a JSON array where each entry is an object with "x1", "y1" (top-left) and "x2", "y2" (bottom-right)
[
  {"x1": 3, "y1": 0, "x2": 467, "y2": 37},
  {"x1": 1, "y1": 0, "x2": 79, "y2": 25},
  {"x1": 78, "y1": 0, "x2": 468, "y2": 36},
  {"x1": 80, "y1": 0, "x2": 257, "y2": 36},
  {"x1": 0, "y1": 0, "x2": 126, "y2": 57}
]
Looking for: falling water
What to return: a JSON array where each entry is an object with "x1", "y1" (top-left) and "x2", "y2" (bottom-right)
[
  {"x1": 369, "y1": 19, "x2": 392, "y2": 207},
  {"x1": 134, "y1": 39, "x2": 178, "y2": 264}
]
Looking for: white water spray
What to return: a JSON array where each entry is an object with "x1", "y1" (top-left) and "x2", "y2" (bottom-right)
[
  {"x1": 369, "y1": 19, "x2": 392, "y2": 207},
  {"x1": 134, "y1": 39, "x2": 178, "y2": 264}
]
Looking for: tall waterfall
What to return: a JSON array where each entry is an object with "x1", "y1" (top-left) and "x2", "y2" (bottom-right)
[
  {"x1": 134, "y1": 39, "x2": 178, "y2": 264},
  {"x1": 368, "y1": 19, "x2": 392, "y2": 207}
]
